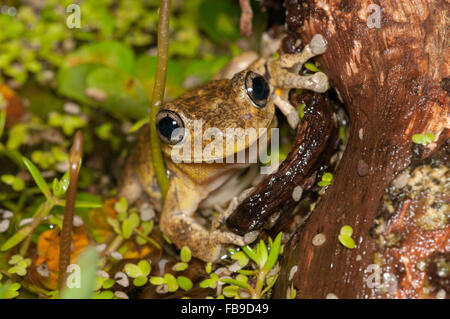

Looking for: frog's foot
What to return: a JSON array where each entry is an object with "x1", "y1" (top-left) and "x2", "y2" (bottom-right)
[
  {"x1": 278, "y1": 34, "x2": 327, "y2": 69},
  {"x1": 211, "y1": 187, "x2": 255, "y2": 232},
  {"x1": 160, "y1": 214, "x2": 245, "y2": 262},
  {"x1": 270, "y1": 34, "x2": 329, "y2": 93}
]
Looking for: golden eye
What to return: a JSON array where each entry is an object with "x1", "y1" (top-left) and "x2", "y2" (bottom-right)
[
  {"x1": 156, "y1": 110, "x2": 185, "y2": 144},
  {"x1": 245, "y1": 71, "x2": 270, "y2": 108}
]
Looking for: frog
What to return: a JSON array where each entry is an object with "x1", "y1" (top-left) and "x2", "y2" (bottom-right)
[{"x1": 118, "y1": 34, "x2": 329, "y2": 262}]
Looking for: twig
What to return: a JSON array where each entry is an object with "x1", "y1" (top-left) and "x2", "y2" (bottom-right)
[
  {"x1": 58, "y1": 131, "x2": 83, "y2": 292},
  {"x1": 239, "y1": 0, "x2": 253, "y2": 36}
]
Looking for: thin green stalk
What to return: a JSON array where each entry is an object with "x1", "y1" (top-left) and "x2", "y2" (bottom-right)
[
  {"x1": 134, "y1": 228, "x2": 161, "y2": 250},
  {"x1": 149, "y1": 0, "x2": 171, "y2": 199},
  {"x1": 19, "y1": 200, "x2": 54, "y2": 256},
  {"x1": 58, "y1": 131, "x2": 83, "y2": 292},
  {"x1": 253, "y1": 270, "x2": 267, "y2": 299}
]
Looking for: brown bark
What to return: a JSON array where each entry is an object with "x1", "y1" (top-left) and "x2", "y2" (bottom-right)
[{"x1": 268, "y1": 0, "x2": 449, "y2": 298}]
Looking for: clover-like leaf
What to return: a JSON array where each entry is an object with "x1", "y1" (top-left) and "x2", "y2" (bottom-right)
[
  {"x1": 137, "y1": 260, "x2": 151, "y2": 277},
  {"x1": 318, "y1": 172, "x2": 333, "y2": 187},
  {"x1": 124, "y1": 263, "x2": 141, "y2": 278},
  {"x1": 114, "y1": 197, "x2": 128, "y2": 215},
  {"x1": 133, "y1": 276, "x2": 147, "y2": 287},
  {"x1": 180, "y1": 246, "x2": 191, "y2": 263},
  {"x1": 172, "y1": 262, "x2": 188, "y2": 272},
  {"x1": 149, "y1": 276, "x2": 165, "y2": 285},
  {"x1": 177, "y1": 276, "x2": 193, "y2": 291},
  {"x1": 164, "y1": 273, "x2": 178, "y2": 292},
  {"x1": 231, "y1": 251, "x2": 249, "y2": 267}
]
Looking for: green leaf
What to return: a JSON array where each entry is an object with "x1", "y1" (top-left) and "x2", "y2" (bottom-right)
[
  {"x1": 133, "y1": 276, "x2": 148, "y2": 287},
  {"x1": 340, "y1": 225, "x2": 353, "y2": 237},
  {"x1": 231, "y1": 251, "x2": 249, "y2": 267},
  {"x1": 94, "y1": 290, "x2": 115, "y2": 299},
  {"x1": 62, "y1": 41, "x2": 135, "y2": 73},
  {"x1": 257, "y1": 240, "x2": 268, "y2": 268},
  {"x1": 114, "y1": 197, "x2": 128, "y2": 214},
  {"x1": 56, "y1": 64, "x2": 104, "y2": 104},
  {"x1": 106, "y1": 217, "x2": 121, "y2": 235},
  {"x1": 53, "y1": 171, "x2": 69, "y2": 197},
  {"x1": 60, "y1": 247, "x2": 100, "y2": 299},
  {"x1": 223, "y1": 285, "x2": 239, "y2": 298},
  {"x1": 164, "y1": 273, "x2": 178, "y2": 292},
  {"x1": 124, "y1": 263, "x2": 141, "y2": 278},
  {"x1": 137, "y1": 260, "x2": 151, "y2": 277},
  {"x1": 102, "y1": 278, "x2": 115, "y2": 289},
  {"x1": 8, "y1": 255, "x2": 23, "y2": 265},
  {"x1": 149, "y1": 276, "x2": 165, "y2": 285},
  {"x1": 412, "y1": 134, "x2": 427, "y2": 145},
  {"x1": 298, "y1": 103, "x2": 306, "y2": 119},
  {"x1": 425, "y1": 131, "x2": 435, "y2": 143},
  {"x1": 199, "y1": 278, "x2": 216, "y2": 289},
  {"x1": 1, "y1": 226, "x2": 32, "y2": 251},
  {"x1": 128, "y1": 213, "x2": 140, "y2": 229},
  {"x1": 22, "y1": 157, "x2": 51, "y2": 198},
  {"x1": 121, "y1": 219, "x2": 133, "y2": 239},
  {"x1": 304, "y1": 62, "x2": 321, "y2": 72},
  {"x1": 172, "y1": 262, "x2": 189, "y2": 272},
  {"x1": 177, "y1": 276, "x2": 193, "y2": 291},
  {"x1": 205, "y1": 262, "x2": 212, "y2": 274},
  {"x1": 85, "y1": 66, "x2": 149, "y2": 119},
  {"x1": 263, "y1": 232, "x2": 282, "y2": 273},
  {"x1": 220, "y1": 278, "x2": 252, "y2": 290},
  {"x1": 322, "y1": 172, "x2": 333, "y2": 182},
  {"x1": 338, "y1": 234, "x2": 355, "y2": 249},
  {"x1": 242, "y1": 245, "x2": 259, "y2": 264},
  {"x1": 180, "y1": 246, "x2": 191, "y2": 263}
]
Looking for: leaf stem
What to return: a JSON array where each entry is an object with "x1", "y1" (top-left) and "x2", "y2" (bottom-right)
[
  {"x1": 58, "y1": 131, "x2": 83, "y2": 292},
  {"x1": 19, "y1": 200, "x2": 54, "y2": 256},
  {"x1": 134, "y1": 229, "x2": 161, "y2": 250},
  {"x1": 149, "y1": 0, "x2": 171, "y2": 199}
]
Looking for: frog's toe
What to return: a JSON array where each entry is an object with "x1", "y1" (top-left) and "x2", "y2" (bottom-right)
[
  {"x1": 309, "y1": 34, "x2": 327, "y2": 55},
  {"x1": 212, "y1": 230, "x2": 245, "y2": 247},
  {"x1": 309, "y1": 72, "x2": 329, "y2": 93}
]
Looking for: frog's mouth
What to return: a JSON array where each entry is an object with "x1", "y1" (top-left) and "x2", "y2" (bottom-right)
[{"x1": 168, "y1": 118, "x2": 276, "y2": 165}]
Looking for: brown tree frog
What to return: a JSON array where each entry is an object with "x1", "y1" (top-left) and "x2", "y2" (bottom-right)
[{"x1": 118, "y1": 34, "x2": 328, "y2": 262}]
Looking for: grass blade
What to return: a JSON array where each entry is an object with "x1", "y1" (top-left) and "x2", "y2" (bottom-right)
[{"x1": 22, "y1": 156, "x2": 51, "y2": 199}]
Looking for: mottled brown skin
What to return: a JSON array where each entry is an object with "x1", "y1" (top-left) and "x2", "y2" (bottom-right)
[
  {"x1": 120, "y1": 65, "x2": 277, "y2": 262},
  {"x1": 119, "y1": 36, "x2": 329, "y2": 262}
]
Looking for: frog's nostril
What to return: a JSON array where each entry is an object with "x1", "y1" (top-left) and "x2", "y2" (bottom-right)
[{"x1": 156, "y1": 110, "x2": 185, "y2": 144}]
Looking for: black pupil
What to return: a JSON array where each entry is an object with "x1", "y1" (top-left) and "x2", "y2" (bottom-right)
[
  {"x1": 252, "y1": 76, "x2": 269, "y2": 100},
  {"x1": 158, "y1": 116, "x2": 179, "y2": 140}
]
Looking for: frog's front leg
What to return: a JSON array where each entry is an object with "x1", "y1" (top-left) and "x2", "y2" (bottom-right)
[
  {"x1": 160, "y1": 174, "x2": 245, "y2": 262},
  {"x1": 268, "y1": 34, "x2": 329, "y2": 128}
]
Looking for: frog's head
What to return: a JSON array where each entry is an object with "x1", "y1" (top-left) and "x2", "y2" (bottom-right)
[{"x1": 155, "y1": 69, "x2": 276, "y2": 163}]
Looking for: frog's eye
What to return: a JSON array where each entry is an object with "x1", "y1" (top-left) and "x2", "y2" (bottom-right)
[
  {"x1": 156, "y1": 110, "x2": 185, "y2": 144},
  {"x1": 245, "y1": 71, "x2": 270, "y2": 108}
]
